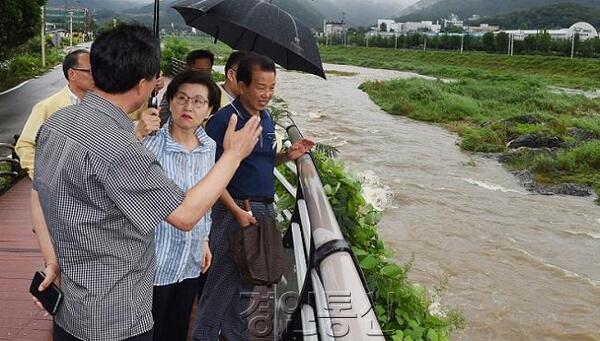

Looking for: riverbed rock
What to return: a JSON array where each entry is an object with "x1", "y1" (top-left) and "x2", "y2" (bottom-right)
[
  {"x1": 567, "y1": 127, "x2": 597, "y2": 142},
  {"x1": 506, "y1": 134, "x2": 565, "y2": 149},
  {"x1": 512, "y1": 170, "x2": 592, "y2": 197}
]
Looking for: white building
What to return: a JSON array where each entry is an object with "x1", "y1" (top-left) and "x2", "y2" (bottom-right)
[
  {"x1": 376, "y1": 19, "x2": 441, "y2": 33},
  {"x1": 443, "y1": 14, "x2": 464, "y2": 29},
  {"x1": 502, "y1": 22, "x2": 599, "y2": 41},
  {"x1": 324, "y1": 19, "x2": 346, "y2": 37},
  {"x1": 466, "y1": 23, "x2": 499, "y2": 34}
]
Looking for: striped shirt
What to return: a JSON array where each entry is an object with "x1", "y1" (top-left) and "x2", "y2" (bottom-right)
[
  {"x1": 143, "y1": 121, "x2": 215, "y2": 286},
  {"x1": 33, "y1": 92, "x2": 185, "y2": 341}
]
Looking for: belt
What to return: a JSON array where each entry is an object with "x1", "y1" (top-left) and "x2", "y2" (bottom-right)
[{"x1": 234, "y1": 197, "x2": 274, "y2": 204}]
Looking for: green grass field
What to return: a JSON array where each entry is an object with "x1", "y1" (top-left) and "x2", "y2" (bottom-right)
[{"x1": 320, "y1": 45, "x2": 600, "y2": 89}]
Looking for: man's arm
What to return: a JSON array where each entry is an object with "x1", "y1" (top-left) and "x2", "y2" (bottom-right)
[
  {"x1": 30, "y1": 190, "x2": 60, "y2": 310},
  {"x1": 15, "y1": 103, "x2": 48, "y2": 178},
  {"x1": 219, "y1": 190, "x2": 256, "y2": 227},
  {"x1": 165, "y1": 115, "x2": 261, "y2": 230}
]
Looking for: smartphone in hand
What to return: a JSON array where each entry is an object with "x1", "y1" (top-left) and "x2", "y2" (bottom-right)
[{"x1": 30, "y1": 271, "x2": 63, "y2": 315}]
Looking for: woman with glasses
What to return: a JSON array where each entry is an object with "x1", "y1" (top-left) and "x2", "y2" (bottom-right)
[{"x1": 142, "y1": 70, "x2": 221, "y2": 341}]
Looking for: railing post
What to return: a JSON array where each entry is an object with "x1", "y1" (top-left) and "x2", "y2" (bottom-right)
[{"x1": 286, "y1": 125, "x2": 384, "y2": 340}]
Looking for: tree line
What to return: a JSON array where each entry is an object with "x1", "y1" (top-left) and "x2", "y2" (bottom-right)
[{"x1": 321, "y1": 30, "x2": 600, "y2": 58}]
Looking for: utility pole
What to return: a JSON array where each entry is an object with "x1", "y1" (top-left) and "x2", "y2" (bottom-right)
[
  {"x1": 571, "y1": 34, "x2": 575, "y2": 59},
  {"x1": 69, "y1": 11, "x2": 73, "y2": 46},
  {"x1": 423, "y1": 35, "x2": 427, "y2": 51},
  {"x1": 511, "y1": 34, "x2": 514, "y2": 56},
  {"x1": 41, "y1": 6, "x2": 46, "y2": 67},
  {"x1": 395, "y1": 34, "x2": 398, "y2": 49},
  {"x1": 460, "y1": 34, "x2": 464, "y2": 53},
  {"x1": 64, "y1": 0, "x2": 68, "y2": 31}
]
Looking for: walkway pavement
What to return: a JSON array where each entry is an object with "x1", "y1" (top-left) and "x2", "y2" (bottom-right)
[{"x1": 0, "y1": 178, "x2": 52, "y2": 340}]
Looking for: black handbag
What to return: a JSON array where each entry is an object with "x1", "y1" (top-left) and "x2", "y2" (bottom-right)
[{"x1": 229, "y1": 200, "x2": 285, "y2": 285}]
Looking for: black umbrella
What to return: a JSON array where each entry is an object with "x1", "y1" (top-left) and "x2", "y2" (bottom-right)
[{"x1": 172, "y1": 0, "x2": 326, "y2": 79}]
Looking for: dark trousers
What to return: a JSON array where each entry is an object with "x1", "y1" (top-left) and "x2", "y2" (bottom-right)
[
  {"x1": 53, "y1": 323, "x2": 152, "y2": 341},
  {"x1": 197, "y1": 271, "x2": 207, "y2": 301},
  {"x1": 152, "y1": 277, "x2": 200, "y2": 341}
]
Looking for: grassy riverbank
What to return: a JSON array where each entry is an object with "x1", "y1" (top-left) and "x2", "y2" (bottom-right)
[{"x1": 319, "y1": 46, "x2": 600, "y2": 199}]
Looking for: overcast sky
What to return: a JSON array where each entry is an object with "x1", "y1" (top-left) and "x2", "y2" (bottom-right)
[{"x1": 127, "y1": 0, "x2": 419, "y2": 6}]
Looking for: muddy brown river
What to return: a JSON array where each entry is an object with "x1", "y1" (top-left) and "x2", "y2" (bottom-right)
[{"x1": 276, "y1": 63, "x2": 600, "y2": 340}]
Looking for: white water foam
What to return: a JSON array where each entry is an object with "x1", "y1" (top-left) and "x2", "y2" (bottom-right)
[
  {"x1": 464, "y1": 178, "x2": 526, "y2": 194},
  {"x1": 510, "y1": 244, "x2": 600, "y2": 288},
  {"x1": 358, "y1": 170, "x2": 395, "y2": 211},
  {"x1": 564, "y1": 230, "x2": 600, "y2": 240},
  {"x1": 307, "y1": 111, "x2": 324, "y2": 119}
]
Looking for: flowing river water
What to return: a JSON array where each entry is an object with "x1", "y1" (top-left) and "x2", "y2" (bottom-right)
[{"x1": 275, "y1": 63, "x2": 600, "y2": 340}]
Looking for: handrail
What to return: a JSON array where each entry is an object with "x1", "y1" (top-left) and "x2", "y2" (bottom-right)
[
  {"x1": 0, "y1": 136, "x2": 25, "y2": 188},
  {"x1": 273, "y1": 125, "x2": 384, "y2": 340}
]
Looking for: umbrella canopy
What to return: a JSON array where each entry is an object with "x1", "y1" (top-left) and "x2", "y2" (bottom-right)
[{"x1": 172, "y1": 0, "x2": 326, "y2": 79}]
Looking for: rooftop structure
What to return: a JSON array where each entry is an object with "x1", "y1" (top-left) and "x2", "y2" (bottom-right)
[{"x1": 501, "y1": 22, "x2": 598, "y2": 41}]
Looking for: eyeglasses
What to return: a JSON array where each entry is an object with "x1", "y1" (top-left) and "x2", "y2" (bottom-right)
[
  {"x1": 173, "y1": 93, "x2": 209, "y2": 108},
  {"x1": 72, "y1": 67, "x2": 91, "y2": 73}
]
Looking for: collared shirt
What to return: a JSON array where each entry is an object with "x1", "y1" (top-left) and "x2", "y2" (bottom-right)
[
  {"x1": 33, "y1": 92, "x2": 185, "y2": 341},
  {"x1": 219, "y1": 83, "x2": 235, "y2": 108},
  {"x1": 143, "y1": 121, "x2": 215, "y2": 286},
  {"x1": 66, "y1": 86, "x2": 80, "y2": 105},
  {"x1": 205, "y1": 97, "x2": 277, "y2": 199}
]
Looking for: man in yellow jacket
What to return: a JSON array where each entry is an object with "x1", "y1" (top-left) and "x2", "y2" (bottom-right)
[{"x1": 15, "y1": 49, "x2": 95, "y2": 178}]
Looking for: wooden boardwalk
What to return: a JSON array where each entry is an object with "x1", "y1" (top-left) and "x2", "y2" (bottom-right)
[{"x1": 0, "y1": 178, "x2": 52, "y2": 340}]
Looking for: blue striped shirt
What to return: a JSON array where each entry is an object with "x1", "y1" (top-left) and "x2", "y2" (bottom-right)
[{"x1": 143, "y1": 122, "x2": 216, "y2": 286}]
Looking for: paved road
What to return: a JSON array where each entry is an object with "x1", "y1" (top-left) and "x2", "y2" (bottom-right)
[{"x1": 0, "y1": 65, "x2": 65, "y2": 144}]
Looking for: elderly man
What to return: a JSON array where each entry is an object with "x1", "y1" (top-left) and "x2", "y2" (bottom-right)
[
  {"x1": 31, "y1": 24, "x2": 261, "y2": 341},
  {"x1": 193, "y1": 52, "x2": 314, "y2": 341},
  {"x1": 15, "y1": 49, "x2": 94, "y2": 178}
]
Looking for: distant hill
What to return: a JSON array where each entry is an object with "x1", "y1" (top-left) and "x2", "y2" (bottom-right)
[
  {"x1": 485, "y1": 3, "x2": 600, "y2": 29},
  {"x1": 311, "y1": 0, "x2": 412, "y2": 27},
  {"x1": 271, "y1": 0, "x2": 324, "y2": 30},
  {"x1": 46, "y1": 0, "x2": 140, "y2": 12},
  {"x1": 397, "y1": 0, "x2": 600, "y2": 21},
  {"x1": 93, "y1": 0, "x2": 325, "y2": 31}
]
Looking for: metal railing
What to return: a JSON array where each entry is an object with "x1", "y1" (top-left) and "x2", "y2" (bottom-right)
[
  {"x1": 273, "y1": 125, "x2": 384, "y2": 340},
  {"x1": 0, "y1": 135, "x2": 24, "y2": 189},
  {"x1": 169, "y1": 57, "x2": 188, "y2": 75}
]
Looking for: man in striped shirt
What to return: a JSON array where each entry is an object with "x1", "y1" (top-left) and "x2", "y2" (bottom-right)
[{"x1": 30, "y1": 24, "x2": 262, "y2": 341}]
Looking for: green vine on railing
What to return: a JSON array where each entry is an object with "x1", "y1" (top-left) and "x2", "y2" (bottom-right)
[{"x1": 277, "y1": 154, "x2": 463, "y2": 340}]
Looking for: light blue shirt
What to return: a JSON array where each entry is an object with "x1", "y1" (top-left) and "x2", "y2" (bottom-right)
[{"x1": 143, "y1": 121, "x2": 216, "y2": 286}]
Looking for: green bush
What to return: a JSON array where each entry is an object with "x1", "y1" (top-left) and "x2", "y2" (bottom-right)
[
  {"x1": 161, "y1": 38, "x2": 191, "y2": 75},
  {"x1": 8, "y1": 54, "x2": 40, "y2": 78},
  {"x1": 460, "y1": 127, "x2": 506, "y2": 152},
  {"x1": 0, "y1": 162, "x2": 12, "y2": 193},
  {"x1": 569, "y1": 141, "x2": 600, "y2": 170}
]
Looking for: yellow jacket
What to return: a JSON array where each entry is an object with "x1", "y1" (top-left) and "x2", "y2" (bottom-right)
[{"x1": 15, "y1": 86, "x2": 73, "y2": 178}]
